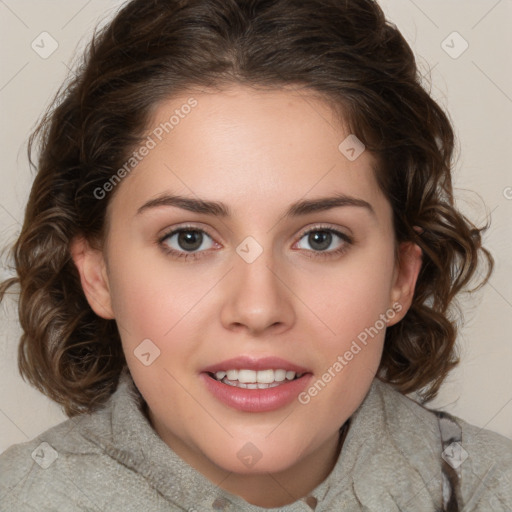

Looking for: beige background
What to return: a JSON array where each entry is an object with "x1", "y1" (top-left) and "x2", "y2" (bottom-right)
[{"x1": 1, "y1": 0, "x2": 511, "y2": 453}]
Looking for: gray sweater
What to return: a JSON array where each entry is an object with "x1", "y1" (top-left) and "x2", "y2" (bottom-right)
[{"x1": 1, "y1": 369, "x2": 511, "y2": 511}]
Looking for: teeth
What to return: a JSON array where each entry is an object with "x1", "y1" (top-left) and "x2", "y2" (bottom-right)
[
  {"x1": 213, "y1": 369, "x2": 302, "y2": 384},
  {"x1": 255, "y1": 369, "x2": 274, "y2": 383},
  {"x1": 274, "y1": 369, "x2": 286, "y2": 382},
  {"x1": 226, "y1": 370, "x2": 238, "y2": 380},
  {"x1": 222, "y1": 379, "x2": 283, "y2": 389},
  {"x1": 238, "y1": 369, "x2": 257, "y2": 383}
]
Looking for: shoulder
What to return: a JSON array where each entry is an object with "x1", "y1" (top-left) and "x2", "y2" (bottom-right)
[
  {"x1": 0, "y1": 372, "x2": 168, "y2": 512},
  {"x1": 370, "y1": 379, "x2": 512, "y2": 509},
  {"x1": 455, "y1": 415, "x2": 512, "y2": 509},
  {"x1": 0, "y1": 411, "x2": 112, "y2": 511}
]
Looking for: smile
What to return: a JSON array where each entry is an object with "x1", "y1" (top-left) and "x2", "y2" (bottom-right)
[
  {"x1": 201, "y1": 357, "x2": 312, "y2": 412},
  {"x1": 208, "y1": 369, "x2": 304, "y2": 389}
]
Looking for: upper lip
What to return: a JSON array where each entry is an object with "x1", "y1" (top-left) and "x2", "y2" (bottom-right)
[{"x1": 201, "y1": 356, "x2": 311, "y2": 374}]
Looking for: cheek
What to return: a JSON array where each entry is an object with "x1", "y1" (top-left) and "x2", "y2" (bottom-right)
[
  {"x1": 108, "y1": 270, "x2": 161, "y2": 337},
  {"x1": 106, "y1": 253, "x2": 181, "y2": 341},
  {"x1": 106, "y1": 259, "x2": 207, "y2": 400},
  {"x1": 310, "y1": 243, "x2": 396, "y2": 338},
  {"x1": 108, "y1": 271, "x2": 187, "y2": 375},
  {"x1": 106, "y1": 251, "x2": 218, "y2": 356},
  {"x1": 296, "y1": 256, "x2": 395, "y2": 431}
]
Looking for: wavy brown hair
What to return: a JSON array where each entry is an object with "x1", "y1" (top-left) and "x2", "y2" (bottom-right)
[{"x1": 0, "y1": 0, "x2": 493, "y2": 417}]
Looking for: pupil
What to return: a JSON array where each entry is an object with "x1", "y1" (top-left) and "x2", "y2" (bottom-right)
[
  {"x1": 178, "y1": 231, "x2": 202, "y2": 251},
  {"x1": 309, "y1": 231, "x2": 331, "y2": 251}
]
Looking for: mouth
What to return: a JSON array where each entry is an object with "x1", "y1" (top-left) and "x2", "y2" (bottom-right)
[
  {"x1": 206, "y1": 368, "x2": 305, "y2": 389},
  {"x1": 200, "y1": 356, "x2": 312, "y2": 412}
]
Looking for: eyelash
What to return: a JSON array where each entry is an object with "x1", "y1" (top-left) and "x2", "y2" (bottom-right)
[{"x1": 157, "y1": 224, "x2": 353, "y2": 261}]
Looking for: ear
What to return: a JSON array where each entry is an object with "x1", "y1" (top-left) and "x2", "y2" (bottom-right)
[
  {"x1": 387, "y1": 241, "x2": 422, "y2": 327},
  {"x1": 70, "y1": 236, "x2": 115, "y2": 320}
]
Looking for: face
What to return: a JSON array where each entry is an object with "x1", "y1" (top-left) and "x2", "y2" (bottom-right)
[{"x1": 73, "y1": 84, "x2": 421, "y2": 499}]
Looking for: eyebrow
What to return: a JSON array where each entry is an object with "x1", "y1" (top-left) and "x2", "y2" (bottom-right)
[{"x1": 136, "y1": 193, "x2": 375, "y2": 218}]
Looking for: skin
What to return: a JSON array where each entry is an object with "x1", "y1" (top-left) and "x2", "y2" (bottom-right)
[{"x1": 71, "y1": 84, "x2": 422, "y2": 508}]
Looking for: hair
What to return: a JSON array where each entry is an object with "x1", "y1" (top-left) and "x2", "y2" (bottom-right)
[{"x1": 0, "y1": 0, "x2": 493, "y2": 418}]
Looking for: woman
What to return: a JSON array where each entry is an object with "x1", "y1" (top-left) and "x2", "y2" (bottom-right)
[{"x1": 1, "y1": 0, "x2": 511, "y2": 510}]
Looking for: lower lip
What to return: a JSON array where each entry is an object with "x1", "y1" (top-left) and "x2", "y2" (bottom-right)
[{"x1": 200, "y1": 373, "x2": 312, "y2": 412}]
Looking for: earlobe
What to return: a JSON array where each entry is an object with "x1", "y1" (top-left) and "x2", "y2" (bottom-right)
[
  {"x1": 70, "y1": 236, "x2": 115, "y2": 320},
  {"x1": 387, "y1": 241, "x2": 422, "y2": 327}
]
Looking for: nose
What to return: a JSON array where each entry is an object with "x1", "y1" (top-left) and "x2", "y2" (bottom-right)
[{"x1": 219, "y1": 247, "x2": 296, "y2": 336}]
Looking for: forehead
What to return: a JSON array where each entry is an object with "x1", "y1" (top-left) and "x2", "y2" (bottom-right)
[{"x1": 107, "y1": 85, "x2": 388, "y2": 221}]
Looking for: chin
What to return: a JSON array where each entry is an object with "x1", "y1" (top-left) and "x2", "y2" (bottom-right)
[{"x1": 200, "y1": 437, "x2": 308, "y2": 475}]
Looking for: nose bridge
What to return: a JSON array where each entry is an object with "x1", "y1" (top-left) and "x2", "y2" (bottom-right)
[
  {"x1": 220, "y1": 236, "x2": 294, "y2": 334},
  {"x1": 237, "y1": 240, "x2": 279, "y2": 291}
]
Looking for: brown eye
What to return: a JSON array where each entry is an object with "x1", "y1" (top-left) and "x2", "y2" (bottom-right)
[
  {"x1": 175, "y1": 230, "x2": 204, "y2": 251},
  {"x1": 159, "y1": 227, "x2": 216, "y2": 259},
  {"x1": 296, "y1": 228, "x2": 352, "y2": 255},
  {"x1": 306, "y1": 231, "x2": 333, "y2": 251}
]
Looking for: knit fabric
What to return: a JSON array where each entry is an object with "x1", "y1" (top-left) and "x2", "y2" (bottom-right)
[{"x1": 1, "y1": 369, "x2": 511, "y2": 511}]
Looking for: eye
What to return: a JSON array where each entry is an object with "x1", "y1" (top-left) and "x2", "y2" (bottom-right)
[
  {"x1": 158, "y1": 224, "x2": 353, "y2": 261},
  {"x1": 295, "y1": 226, "x2": 352, "y2": 258},
  {"x1": 159, "y1": 226, "x2": 216, "y2": 260}
]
